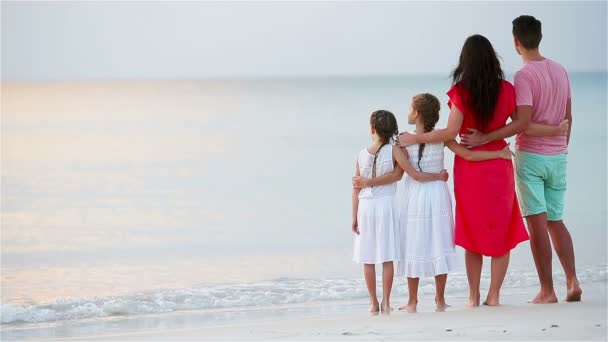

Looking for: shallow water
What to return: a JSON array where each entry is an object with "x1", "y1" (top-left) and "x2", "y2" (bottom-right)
[{"x1": 1, "y1": 74, "x2": 606, "y2": 327}]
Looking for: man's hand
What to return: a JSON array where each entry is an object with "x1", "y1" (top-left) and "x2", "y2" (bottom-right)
[
  {"x1": 558, "y1": 119, "x2": 570, "y2": 136},
  {"x1": 460, "y1": 128, "x2": 487, "y2": 148}
]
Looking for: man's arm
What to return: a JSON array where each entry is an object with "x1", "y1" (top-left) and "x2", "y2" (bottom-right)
[
  {"x1": 461, "y1": 106, "x2": 531, "y2": 148},
  {"x1": 525, "y1": 120, "x2": 569, "y2": 137},
  {"x1": 566, "y1": 98, "x2": 572, "y2": 145}
]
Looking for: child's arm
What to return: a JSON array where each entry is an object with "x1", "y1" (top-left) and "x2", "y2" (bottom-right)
[
  {"x1": 393, "y1": 145, "x2": 449, "y2": 182},
  {"x1": 525, "y1": 119, "x2": 569, "y2": 137},
  {"x1": 352, "y1": 146, "x2": 448, "y2": 188},
  {"x1": 446, "y1": 140, "x2": 512, "y2": 161},
  {"x1": 352, "y1": 161, "x2": 361, "y2": 235}
]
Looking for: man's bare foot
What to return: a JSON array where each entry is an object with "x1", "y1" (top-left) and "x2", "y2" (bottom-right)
[
  {"x1": 380, "y1": 300, "x2": 391, "y2": 314},
  {"x1": 566, "y1": 281, "x2": 582, "y2": 302},
  {"x1": 370, "y1": 300, "x2": 380, "y2": 314},
  {"x1": 529, "y1": 291, "x2": 558, "y2": 304}
]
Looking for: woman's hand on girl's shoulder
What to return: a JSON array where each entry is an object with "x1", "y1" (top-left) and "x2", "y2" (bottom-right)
[{"x1": 397, "y1": 132, "x2": 417, "y2": 146}]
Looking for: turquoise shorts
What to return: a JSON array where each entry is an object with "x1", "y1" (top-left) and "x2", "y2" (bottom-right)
[{"x1": 515, "y1": 151, "x2": 567, "y2": 221}]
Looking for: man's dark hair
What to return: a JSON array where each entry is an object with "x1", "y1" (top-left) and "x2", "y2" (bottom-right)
[{"x1": 512, "y1": 15, "x2": 542, "y2": 49}]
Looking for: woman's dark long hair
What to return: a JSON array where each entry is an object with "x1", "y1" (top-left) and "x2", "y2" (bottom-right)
[{"x1": 451, "y1": 34, "x2": 504, "y2": 131}]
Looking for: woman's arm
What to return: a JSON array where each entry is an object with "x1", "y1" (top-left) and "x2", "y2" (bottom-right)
[
  {"x1": 461, "y1": 106, "x2": 532, "y2": 148},
  {"x1": 398, "y1": 105, "x2": 464, "y2": 146},
  {"x1": 352, "y1": 161, "x2": 361, "y2": 235},
  {"x1": 525, "y1": 120, "x2": 569, "y2": 137},
  {"x1": 446, "y1": 140, "x2": 512, "y2": 161}
]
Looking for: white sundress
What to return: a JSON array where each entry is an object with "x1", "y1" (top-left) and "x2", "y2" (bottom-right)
[
  {"x1": 396, "y1": 141, "x2": 457, "y2": 277},
  {"x1": 353, "y1": 144, "x2": 401, "y2": 264}
]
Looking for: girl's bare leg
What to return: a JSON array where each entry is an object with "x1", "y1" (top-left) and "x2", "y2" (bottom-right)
[
  {"x1": 399, "y1": 277, "x2": 419, "y2": 313},
  {"x1": 364, "y1": 264, "x2": 379, "y2": 313},
  {"x1": 434, "y1": 273, "x2": 450, "y2": 311},
  {"x1": 381, "y1": 262, "x2": 394, "y2": 313}
]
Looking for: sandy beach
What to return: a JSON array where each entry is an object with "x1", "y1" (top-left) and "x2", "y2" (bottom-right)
[{"x1": 4, "y1": 282, "x2": 597, "y2": 341}]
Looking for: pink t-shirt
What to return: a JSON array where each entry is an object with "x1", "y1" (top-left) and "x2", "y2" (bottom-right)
[{"x1": 514, "y1": 58, "x2": 571, "y2": 155}]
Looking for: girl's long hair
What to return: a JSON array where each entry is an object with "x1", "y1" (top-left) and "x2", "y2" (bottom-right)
[
  {"x1": 411, "y1": 94, "x2": 440, "y2": 171},
  {"x1": 369, "y1": 110, "x2": 398, "y2": 177}
]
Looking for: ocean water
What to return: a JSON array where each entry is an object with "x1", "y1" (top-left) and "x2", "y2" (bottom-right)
[{"x1": 1, "y1": 74, "x2": 607, "y2": 330}]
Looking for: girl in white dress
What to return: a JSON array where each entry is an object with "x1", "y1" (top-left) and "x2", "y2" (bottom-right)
[
  {"x1": 353, "y1": 95, "x2": 512, "y2": 313},
  {"x1": 352, "y1": 110, "x2": 449, "y2": 314}
]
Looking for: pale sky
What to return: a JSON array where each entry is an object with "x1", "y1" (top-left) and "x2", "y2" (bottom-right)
[{"x1": 2, "y1": 1, "x2": 606, "y2": 80}]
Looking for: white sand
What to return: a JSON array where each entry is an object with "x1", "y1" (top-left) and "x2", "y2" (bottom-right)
[{"x1": 43, "y1": 284, "x2": 606, "y2": 341}]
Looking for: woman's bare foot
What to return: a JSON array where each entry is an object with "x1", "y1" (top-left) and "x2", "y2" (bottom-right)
[
  {"x1": 483, "y1": 292, "x2": 500, "y2": 306},
  {"x1": 370, "y1": 300, "x2": 380, "y2": 314},
  {"x1": 466, "y1": 294, "x2": 480, "y2": 307},
  {"x1": 529, "y1": 291, "x2": 558, "y2": 304},
  {"x1": 566, "y1": 281, "x2": 582, "y2": 302}
]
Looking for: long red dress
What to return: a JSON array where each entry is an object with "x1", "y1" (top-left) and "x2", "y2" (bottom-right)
[{"x1": 448, "y1": 80, "x2": 529, "y2": 257}]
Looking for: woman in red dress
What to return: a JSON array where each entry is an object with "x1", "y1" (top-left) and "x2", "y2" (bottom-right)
[{"x1": 399, "y1": 35, "x2": 529, "y2": 306}]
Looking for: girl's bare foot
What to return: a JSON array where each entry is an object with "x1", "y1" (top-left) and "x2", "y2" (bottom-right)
[
  {"x1": 529, "y1": 291, "x2": 558, "y2": 304},
  {"x1": 566, "y1": 281, "x2": 582, "y2": 302},
  {"x1": 435, "y1": 297, "x2": 451, "y2": 312},
  {"x1": 398, "y1": 300, "x2": 417, "y2": 313},
  {"x1": 370, "y1": 300, "x2": 380, "y2": 314}
]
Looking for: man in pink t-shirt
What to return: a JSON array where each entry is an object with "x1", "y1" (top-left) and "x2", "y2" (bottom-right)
[
  {"x1": 511, "y1": 15, "x2": 581, "y2": 305},
  {"x1": 460, "y1": 15, "x2": 581, "y2": 304}
]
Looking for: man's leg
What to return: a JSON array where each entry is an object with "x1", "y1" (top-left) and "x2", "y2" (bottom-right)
[
  {"x1": 515, "y1": 151, "x2": 557, "y2": 304},
  {"x1": 547, "y1": 220, "x2": 582, "y2": 301},
  {"x1": 526, "y1": 213, "x2": 558, "y2": 303},
  {"x1": 545, "y1": 154, "x2": 581, "y2": 301}
]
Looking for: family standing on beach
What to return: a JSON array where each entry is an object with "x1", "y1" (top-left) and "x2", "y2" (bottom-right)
[{"x1": 351, "y1": 15, "x2": 582, "y2": 314}]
